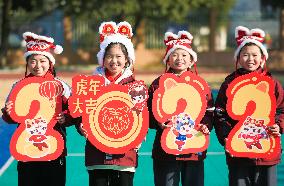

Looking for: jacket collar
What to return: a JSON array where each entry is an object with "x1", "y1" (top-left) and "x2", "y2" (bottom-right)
[
  {"x1": 25, "y1": 71, "x2": 54, "y2": 79},
  {"x1": 93, "y1": 66, "x2": 133, "y2": 85}
]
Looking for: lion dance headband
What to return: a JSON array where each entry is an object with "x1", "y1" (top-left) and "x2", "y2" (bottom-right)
[
  {"x1": 23, "y1": 32, "x2": 63, "y2": 65},
  {"x1": 234, "y1": 26, "x2": 268, "y2": 62},
  {"x1": 97, "y1": 21, "x2": 135, "y2": 66},
  {"x1": 163, "y1": 31, "x2": 197, "y2": 64}
]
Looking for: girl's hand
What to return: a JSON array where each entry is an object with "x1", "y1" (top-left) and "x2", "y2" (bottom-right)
[
  {"x1": 134, "y1": 136, "x2": 146, "y2": 152},
  {"x1": 4, "y1": 101, "x2": 13, "y2": 115},
  {"x1": 134, "y1": 143, "x2": 142, "y2": 152},
  {"x1": 224, "y1": 138, "x2": 234, "y2": 157},
  {"x1": 134, "y1": 137, "x2": 146, "y2": 151},
  {"x1": 79, "y1": 123, "x2": 88, "y2": 138},
  {"x1": 197, "y1": 124, "x2": 210, "y2": 135},
  {"x1": 160, "y1": 120, "x2": 173, "y2": 129},
  {"x1": 267, "y1": 124, "x2": 281, "y2": 137},
  {"x1": 55, "y1": 112, "x2": 66, "y2": 124}
]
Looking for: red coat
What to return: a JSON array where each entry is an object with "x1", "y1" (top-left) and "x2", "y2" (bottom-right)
[
  {"x1": 147, "y1": 70, "x2": 214, "y2": 161},
  {"x1": 214, "y1": 68, "x2": 284, "y2": 166}
]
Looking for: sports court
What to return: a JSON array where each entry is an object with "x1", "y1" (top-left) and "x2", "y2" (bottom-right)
[{"x1": 1, "y1": 90, "x2": 284, "y2": 186}]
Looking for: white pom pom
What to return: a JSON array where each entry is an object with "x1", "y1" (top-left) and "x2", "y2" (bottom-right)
[
  {"x1": 54, "y1": 45, "x2": 63, "y2": 54},
  {"x1": 21, "y1": 40, "x2": 26, "y2": 47}
]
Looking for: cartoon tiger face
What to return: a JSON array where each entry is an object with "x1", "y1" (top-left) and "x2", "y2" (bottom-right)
[
  {"x1": 101, "y1": 106, "x2": 132, "y2": 135},
  {"x1": 243, "y1": 123, "x2": 264, "y2": 136},
  {"x1": 238, "y1": 117, "x2": 268, "y2": 143},
  {"x1": 173, "y1": 113, "x2": 195, "y2": 135}
]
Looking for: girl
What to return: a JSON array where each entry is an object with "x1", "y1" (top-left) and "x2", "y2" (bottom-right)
[
  {"x1": 2, "y1": 32, "x2": 73, "y2": 186},
  {"x1": 147, "y1": 31, "x2": 214, "y2": 186},
  {"x1": 214, "y1": 26, "x2": 284, "y2": 186},
  {"x1": 78, "y1": 21, "x2": 137, "y2": 186}
]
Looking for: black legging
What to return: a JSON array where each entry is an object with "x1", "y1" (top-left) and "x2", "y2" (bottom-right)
[
  {"x1": 153, "y1": 160, "x2": 204, "y2": 186},
  {"x1": 17, "y1": 157, "x2": 66, "y2": 186},
  {"x1": 88, "y1": 169, "x2": 134, "y2": 186},
  {"x1": 228, "y1": 164, "x2": 277, "y2": 186}
]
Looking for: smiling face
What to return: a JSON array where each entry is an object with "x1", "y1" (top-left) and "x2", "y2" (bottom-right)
[
  {"x1": 238, "y1": 44, "x2": 264, "y2": 72},
  {"x1": 243, "y1": 123, "x2": 263, "y2": 136},
  {"x1": 27, "y1": 54, "x2": 50, "y2": 77},
  {"x1": 167, "y1": 48, "x2": 193, "y2": 75},
  {"x1": 132, "y1": 95, "x2": 145, "y2": 104},
  {"x1": 103, "y1": 43, "x2": 128, "y2": 77},
  {"x1": 178, "y1": 123, "x2": 193, "y2": 135}
]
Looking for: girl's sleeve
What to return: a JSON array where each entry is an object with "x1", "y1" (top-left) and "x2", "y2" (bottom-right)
[
  {"x1": 213, "y1": 82, "x2": 233, "y2": 146},
  {"x1": 1, "y1": 82, "x2": 18, "y2": 124},
  {"x1": 61, "y1": 97, "x2": 78, "y2": 127},
  {"x1": 1, "y1": 107, "x2": 16, "y2": 124},
  {"x1": 59, "y1": 79, "x2": 78, "y2": 127},
  {"x1": 274, "y1": 80, "x2": 284, "y2": 134},
  {"x1": 200, "y1": 88, "x2": 214, "y2": 131},
  {"x1": 147, "y1": 80, "x2": 160, "y2": 130}
]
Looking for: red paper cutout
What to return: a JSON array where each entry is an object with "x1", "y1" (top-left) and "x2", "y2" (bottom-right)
[
  {"x1": 152, "y1": 71, "x2": 210, "y2": 154},
  {"x1": 69, "y1": 75, "x2": 148, "y2": 154},
  {"x1": 226, "y1": 72, "x2": 281, "y2": 158},
  {"x1": 8, "y1": 76, "x2": 64, "y2": 161}
]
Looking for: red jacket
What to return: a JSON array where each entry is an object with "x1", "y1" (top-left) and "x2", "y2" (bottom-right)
[
  {"x1": 147, "y1": 70, "x2": 214, "y2": 161},
  {"x1": 82, "y1": 67, "x2": 138, "y2": 167},
  {"x1": 214, "y1": 68, "x2": 284, "y2": 166},
  {"x1": 1, "y1": 72, "x2": 74, "y2": 157}
]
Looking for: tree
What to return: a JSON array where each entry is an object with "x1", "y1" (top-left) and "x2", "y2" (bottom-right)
[
  {"x1": 0, "y1": 0, "x2": 236, "y2": 67},
  {"x1": 60, "y1": 0, "x2": 235, "y2": 51},
  {"x1": 58, "y1": 0, "x2": 197, "y2": 64},
  {"x1": 0, "y1": 0, "x2": 59, "y2": 68},
  {"x1": 261, "y1": 0, "x2": 284, "y2": 50},
  {"x1": 0, "y1": 0, "x2": 12, "y2": 68},
  {"x1": 190, "y1": 0, "x2": 236, "y2": 52},
  {"x1": 60, "y1": 0, "x2": 192, "y2": 46}
]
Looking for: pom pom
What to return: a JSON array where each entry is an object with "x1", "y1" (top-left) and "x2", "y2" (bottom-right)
[
  {"x1": 164, "y1": 32, "x2": 177, "y2": 41},
  {"x1": 54, "y1": 45, "x2": 63, "y2": 54},
  {"x1": 117, "y1": 21, "x2": 133, "y2": 38},
  {"x1": 178, "y1": 31, "x2": 193, "y2": 40},
  {"x1": 21, "y1": 40, "x2": 26, "y2": 48}
]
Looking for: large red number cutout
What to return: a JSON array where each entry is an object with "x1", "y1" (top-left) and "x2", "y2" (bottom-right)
[
  {"x1": 226, "y1": 72, "x2": 281, "y2": 158},
  {"x1": 8, "y1": 77, "x2": 64, "y2": 161},
  {"x1": 69, "y1": 75, "x2": 149, "y2": 154},
  {"x1": 152, "y1": 71, "x2": 210, "y2": 154}
]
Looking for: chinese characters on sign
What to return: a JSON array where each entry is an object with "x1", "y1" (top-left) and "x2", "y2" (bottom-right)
[{"x1": 69, "y1": 75, "x2": 149, "y2": 154}]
